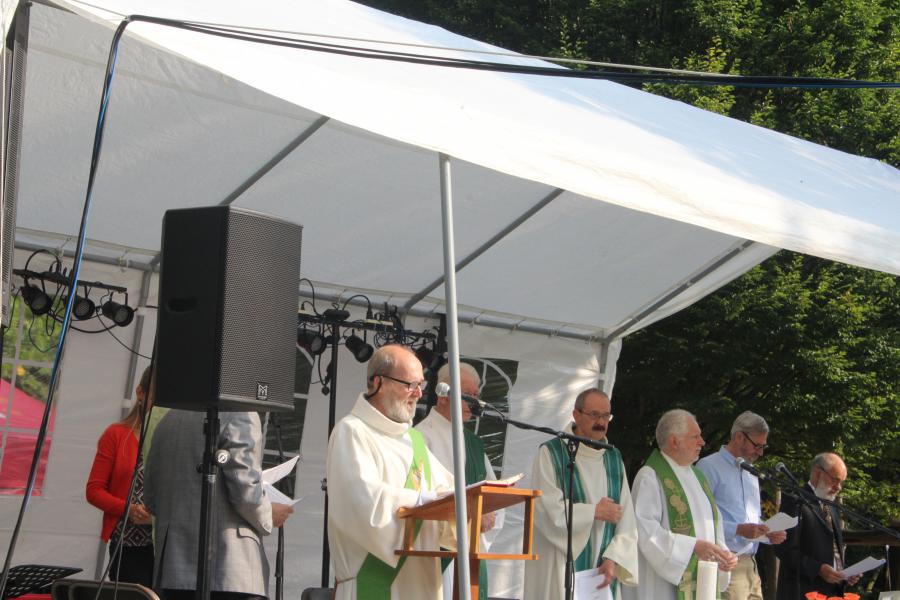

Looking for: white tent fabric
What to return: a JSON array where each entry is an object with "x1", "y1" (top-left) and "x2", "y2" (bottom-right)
[
  {"x1": 12, "y1": 0, "x2": 900, "y2": 344},
  {"x1": 2, "y1": 0, "x2": 900, "y2": 597}
]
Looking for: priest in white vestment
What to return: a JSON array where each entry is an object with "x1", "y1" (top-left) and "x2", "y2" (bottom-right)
[
  {"x1": 326, "y1": 345, "x2": 455, "y2": 600},
  {"x1": 523, "y1": 388, "x2": 639, "y2": 600},
  {"x1": 627, "y1": 409, "x2": 737, "y2": 600},
  {"x1": 415, "y1": 362, "x2": 504, "y2": 600}
]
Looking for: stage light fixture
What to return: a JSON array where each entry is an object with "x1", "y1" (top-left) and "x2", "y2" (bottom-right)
[
  {"x1": 101, "y1": 299, "x2": 135, "y2": 327},
  {"x1": 297, "y1": 327, "x2": 327, "y2": 356},
  {"x1": 345, "y1": 333, "x2": 374, "y2": 363},
  {"x1": 415, "y1": 345, "x2": 436, "y2": 369},
  {"x1": 62, "y1": 294, "x2": 96, "y2": 320},
  {"x1": 21, "y1": 284, "x2": 52, "y2": 315}
]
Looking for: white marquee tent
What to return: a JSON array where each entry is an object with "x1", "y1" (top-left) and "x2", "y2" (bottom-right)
[{"x1": 1, "y1": 0, "x2": 898, "y2": 597}]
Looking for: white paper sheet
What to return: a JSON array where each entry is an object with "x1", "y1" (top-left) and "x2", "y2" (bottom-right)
[
  {"x1": 263, "y1": 481, "x2": 303, "y2": 506},
  {"x1": 749, "y1": 512, "x2": 798, "y2": 541},
  {"x1": 262, "y1": 455, "x2": 301, "y2": 505},
  {"x1": 574, "y1": 569, "x2": 611, "y2": 600},
  {"x1": 841, "y1": 556, "x2": 886, "y2": 579},
  {"x1": 262, "y1": 455, "x2": 299, "y2": 485}
]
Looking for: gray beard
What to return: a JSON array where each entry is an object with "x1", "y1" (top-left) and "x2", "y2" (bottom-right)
[
  {"x1": 814, "y1": 480, "x2": 838, "y2": 501},
  {"x1": 385, "y1": 400, "x2": 414, "y2": 423}
]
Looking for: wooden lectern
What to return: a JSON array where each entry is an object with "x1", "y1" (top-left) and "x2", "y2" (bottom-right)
[{"x1": 396, "y1": 483, "x2": 541, "y2": 600}]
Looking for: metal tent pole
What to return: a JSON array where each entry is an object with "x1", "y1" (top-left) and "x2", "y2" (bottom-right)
[{"x1": 438, "y1": 153, "x2": 472, "y2": 600}]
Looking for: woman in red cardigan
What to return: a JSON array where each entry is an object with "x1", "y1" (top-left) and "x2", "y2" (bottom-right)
[{"x1": 85, "y1": 366, "x2": 154, "y2": 587}]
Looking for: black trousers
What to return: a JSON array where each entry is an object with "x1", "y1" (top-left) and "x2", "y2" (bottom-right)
[{"x1": 107, "y1": 543, "x2": 154, "y2": 588}]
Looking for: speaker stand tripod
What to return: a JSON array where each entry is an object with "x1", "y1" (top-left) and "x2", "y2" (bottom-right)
[{"x1": 196, "y1": 407, "x2": 228, "y2": 600}]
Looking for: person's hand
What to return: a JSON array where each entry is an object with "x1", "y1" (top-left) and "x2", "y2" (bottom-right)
[
  {"x1": 594, "y1": 497, "x2": 622, "y2": 523},
  {"x1": 818, "y1": 564, "x2": 844, "y2": 584},
  {"x1": 694, "y1": 539, "x2": 734, "y2": 569},
  {"x1": 736, "y1": 523, "x2": 769, "y2": 539},
  {"x1": 271, "y1": 502, "x2": 294, "y2": 528},
  {"x1": 718, "y1": 550, "x2": 738, "y2": 572},
  {"x1": 596, "y1": 558, "x2": 617, "y2": 589},
  {"x1": 846, "y1": 574, "x2": 861, "y2": 586},
  {"x1": 481, "y1": 512, "x2": 496, "y2": 533},
  {"x1": 766, "y1": 530, "x2": 787, "y2": 544},
  {"x1": 128, "y1": 503, "x2": 151, "y2": 525}
]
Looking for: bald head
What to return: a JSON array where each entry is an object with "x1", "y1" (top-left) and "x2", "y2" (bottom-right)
[
  {"x1": 365, "y1": 344, "x2": 424, "y2": 423},
  {"x1": 810, "y1": 452, "x2": 846, "y2": 500}
]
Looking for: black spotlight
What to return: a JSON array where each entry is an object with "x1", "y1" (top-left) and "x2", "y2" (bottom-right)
[
  {"x1": 63, "y1": 295, "x2": 96, "y2": 320},
  {"x1": 297, "y1": 327, "x2": 327, "y2": 355},
  {"x1": 101, "y1": 299, "x2": 135, "y2": 327},
  {"x1": 21, "y1": 284, "x2": 52, "y2": 315},
  {"x1": 345, "y1": 333, "x2": 374, "y2": 363}
]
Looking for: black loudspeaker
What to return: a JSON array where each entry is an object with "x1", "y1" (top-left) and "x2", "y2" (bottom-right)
[
  {"x1": 1, "y1": 4, "x2": 30, "y2": 326},
  {"x1": 155, "y1": 206, "x2": 301, "y2": 412}
]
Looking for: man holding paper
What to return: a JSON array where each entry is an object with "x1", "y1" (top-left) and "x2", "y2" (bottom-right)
[
  {"x1": 697, "y1": 411, "x2": 786, "y2": 600},
  {"x1": 326, "y1": 344, "x2": 455, "y2": 600},
  {"x1": 415, "y1": 362, "x2": 503, "y2": 600},
  {"x1": 145, "y1": 410, "x2": 294, "y2": 600},
  {"x1": 630, "y1": 409, "x2": 737, "y2": 600},
  {"x1": 524, "y1": 388, "x2": 639, "y2": 600},
  {"x1": 775, "y1": 452, "x2": 861, "y2": 600}
]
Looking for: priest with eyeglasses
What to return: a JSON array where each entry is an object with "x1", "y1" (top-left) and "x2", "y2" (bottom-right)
[
  {"x1": 524, "y1": 388, "x2": 639, "y2": 600},
  {"x1": 326, "y1": 344, "x2": 455, "y2": 600}
]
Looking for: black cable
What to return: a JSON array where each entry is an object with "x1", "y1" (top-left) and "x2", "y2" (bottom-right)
[
  {"x1": 125, "y1": 15, "x2": 899, "y2": 89},
  {"x1": 0, "y1": 13, "x2": 131, "y2": 597},
  {"x1": 97, "y1": 314, "x2": 152, "y2": 359},
  {"x1": 298, "y1": 278, "x2": 320, "y2": 315},
  {"x1": 25, "y1": 312, "x2": 54, "y2": 354},
  {"x1": 340, "y1": 294, "x2": 372, "y2": 312},
  {"x1": 22, "y1": 249, "x2": 61, "y2": 274}
]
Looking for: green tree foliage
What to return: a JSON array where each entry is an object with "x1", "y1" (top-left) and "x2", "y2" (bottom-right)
[
  {"x1": 359, "y1": 0, "x2": 900, "y2": 526},
  {"x1": 613, "y1": 253, "x2": 900, "y2": 521}
]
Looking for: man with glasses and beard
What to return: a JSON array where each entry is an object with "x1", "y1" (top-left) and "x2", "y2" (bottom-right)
[
  {"x1": 775, "y1": 452, "x2": 860, "y2": 600},
  {"x1": 524, "y1": 388, "x2": 639, "y2": 600},
  {"x1": 326, "y1": 344, "x2": 455, "y2": 600},
  {"x1": 696, "y1": 412, "x2": 786, "y2": 600}
]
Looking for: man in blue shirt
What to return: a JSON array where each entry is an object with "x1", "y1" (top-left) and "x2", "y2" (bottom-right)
[{"x1": 697, "y1": 412, "x2": 786, "y2": 600}]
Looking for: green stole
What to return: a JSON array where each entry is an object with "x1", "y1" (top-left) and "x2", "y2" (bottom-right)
[
  {"x1": 440, "y1": 427, "x2": 489, "y2": 600},
  {"x1": 543, "y1": 436, "x2": 624, "y2": 595},
  {"x1": 356, "y1": 427, "x2": 432, "y2": 600},
  {"x1": 644, "y1": 449, "x2": 720, "y2": 600}
]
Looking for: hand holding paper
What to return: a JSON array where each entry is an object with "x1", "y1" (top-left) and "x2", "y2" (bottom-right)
[
  {"x1": 574, "y1": 569, "x2": 611, "y2": 600},
  {"x1": 840, "y1": 556, "x2": 886, "y2": 579},
  {"x1": 262, "y1": 456, "x2": 301, "y2": 506},
  {"x1": 749, "y1": 512, "x2": 798, "y2": 541}
]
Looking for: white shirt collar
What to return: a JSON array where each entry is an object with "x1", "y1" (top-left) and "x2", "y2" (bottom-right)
[{"x1": 351, "y1": 393, "x2": 410, "y2": 437}]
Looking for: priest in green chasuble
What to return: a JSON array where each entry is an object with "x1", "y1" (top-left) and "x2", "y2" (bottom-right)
[
  {"x1": 523, "y1": 388, "x2": 639, "y2": 600},
  {"x1": 628, "y1": 409, "x2": 737, "y2": 600},
  {"x1": 415, "y1": 362, "x2": 504, "y2": 600},
  {"x1": 326, "y1": 345, "x2": 455, "y2": 600}
]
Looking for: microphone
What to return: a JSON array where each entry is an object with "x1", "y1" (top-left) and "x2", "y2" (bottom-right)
[
  {"x1": 736, "y1": 457, "x2": 769, "y2": 481},
  {"x1": 434, "y1": 382, "x2": 486, "y2": 416},
  {"x1": 775, "y1": 461, "x2": 801, "y2": 486}
]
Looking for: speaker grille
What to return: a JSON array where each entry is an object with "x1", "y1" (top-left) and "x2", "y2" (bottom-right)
[
  {"x1": 218, "y1": 208, "x2": 302, "y2": 411},
  {"x1": 1, "y1": 6, "x2": 29, "y2": 326}
]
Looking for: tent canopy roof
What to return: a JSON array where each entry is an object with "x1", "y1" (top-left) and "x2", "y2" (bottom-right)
[{"x1": 13, "y1": 0, "x2": 900, "y2": 338}]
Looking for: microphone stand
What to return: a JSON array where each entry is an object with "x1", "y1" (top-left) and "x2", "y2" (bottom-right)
[{"x1": 476, "y1": 403, "x2": 612, "y2": 600}]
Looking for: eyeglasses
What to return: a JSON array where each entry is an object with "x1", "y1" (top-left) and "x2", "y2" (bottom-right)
[
  {"x1": 741, "y1": 431, "x2": 769, "y2": 451},
  {"x1": 577, "y1": 408, "x2": 614, "y2": 422},
  {"x1": 377, "y1": 374, "x2": 428, "y2": 393},
  {"x1": 816, "y1": 465, "x2": 845, "y2": 486}
]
